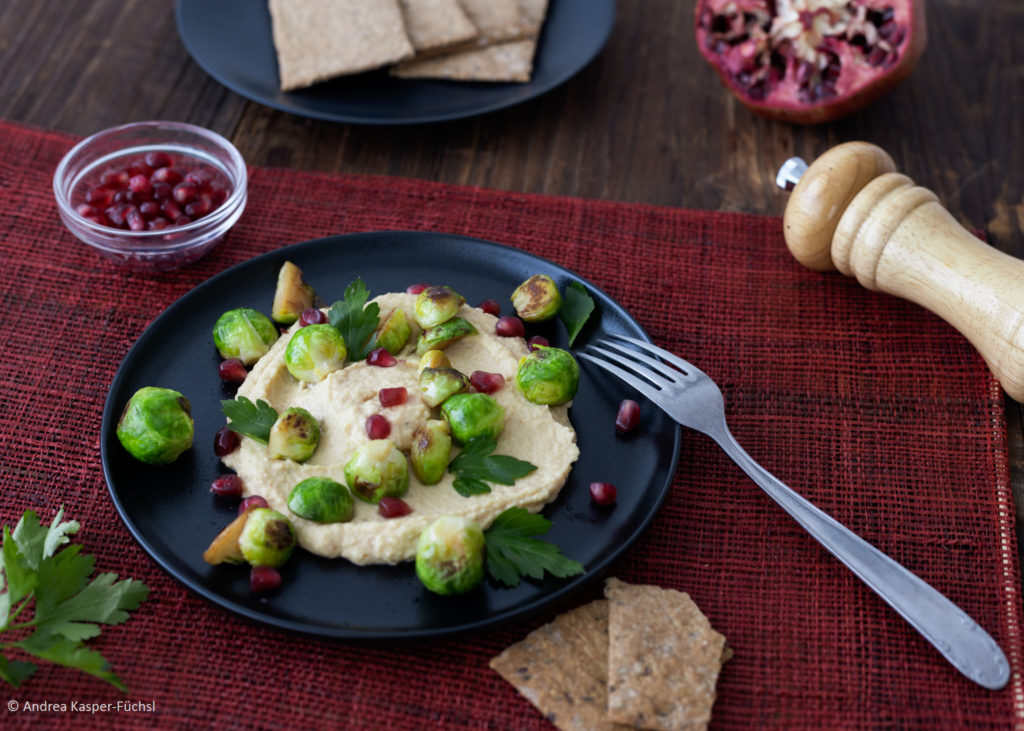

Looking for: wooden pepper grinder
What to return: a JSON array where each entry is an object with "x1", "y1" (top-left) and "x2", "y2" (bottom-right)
[{"x1": 778, "y1": 141, "x2": 1024, "y2": 402}]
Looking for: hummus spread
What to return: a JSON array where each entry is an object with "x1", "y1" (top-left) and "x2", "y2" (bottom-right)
[{"x1": 222, "y1": 292, "x2": 579, "y2": 565}]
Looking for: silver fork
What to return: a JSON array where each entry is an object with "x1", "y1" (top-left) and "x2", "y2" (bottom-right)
[{"x1": 579, "y1": 334, "x2": 1010, "y2": 690}]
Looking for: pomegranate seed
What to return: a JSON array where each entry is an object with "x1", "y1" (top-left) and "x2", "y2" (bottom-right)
[
  {"x1": 172, "y1": 182, "x2": 197, "y2": 204},
  {"x1": 85, "y1": 186, "x2": 114, "y2": 207},
  {"x1": 469, "y1": 371, "x2": 505, "y2": 393},
  {"x1": 76, "y1": 203, "x2": 99, "y2": 217},
  {"x1": 186, "y1": 169, "x2": 213, "y2": 186},
  {"x1": 211, "y1": 474, "x2": 243, "y2": 498},
  {"x1": 367, "y1": 347, "x2": 397, "y2": 367},
  {"x1": 129, "y1": 174, "x2": 153, "y2": 196},
  {"x1": 250, "y1": 566, "x2": 282, "y2": 594},
  {"x1": 477, "y1": 299, "x2": 501, "y2": 316},
  {"x1": 495, "y1": 316, "x2": 526, "y2": 338},
  {"x1": 185, "y1": 199, "x2": 212, "y2": 218},
  {"x1": 239, "y1": 495, "x2": 269, "y2": 514},
  {"x1": 83, "y1": 214, "x2": 107, "y2": 226},
  {"x1": 366, "y1": 414, "x2": 391, "y2": 439},
  {"x1": 150, "y1": 166, "x2": 182, "y2": 185},
  {"x1": 615, "y1": 399, "x2": 641, "y2": 433},
  {"x1": 152, "y1": 182, "x2": 173, "y2": 200},
  {"x1": 378, "y1": 497, "x2": 412, "y2": 518},
  {"x1": 405, "y1": 283, "x2": 430, "y2": 294},
  {"x1": 145, "y1": 151, "x2": 174, "y2": 169},
  {"x1": 126, "y1": 207, "x2": 146, "y2": 231},
  {"x1": 210, "y1": 186, "x2": 228, "y2": 206},
  {"x1": 126, "y1": 160, "x2": 152, "y2": 178},
  {"x1": 590, "y1": 482, "x2": 617, "y2": 506},
  {"x1": 174, "y1": 215, "x2": 193, "y2": 226},
  {"x1": 100, "y1": 169, "x2": 130, "y2": 188},
  {"x1": 298, "y1": 308, "x2": 328, "y2": 327},
  {"x1": 218, "y1": 357, "x2": 248, "y2": 383},
  {"x1": 105, "y1": 205, "x2": 128, "y2": 228},
  {"x1": 139, "y1": 201, "x2": 160, "y2": 219},
  {"x1": 379, "y1": 387, "x2": 408, "y2": 407},
  {"x1": 160, "y1": 199, "x2": 183, "y2": 220},
  {"x1": 148, "y1": 218, "x2": 170, "y2": 231},
  {"x1": 214, "y1": 426, "x2": 240, "y2": 456},
  {"x1": 527, "y1": 335, "x2": 550, "y2": 351}
]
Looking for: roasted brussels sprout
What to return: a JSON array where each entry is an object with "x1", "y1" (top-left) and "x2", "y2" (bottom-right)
[
  {"x1": 372, "y1": 308, "x2": 412, "y2": 355},
  {"x1": 287, "y1": 476, "x2": 354, "y2": 523},
  {"x1": 414, "y1": 285, "x2": 466, "y2": 328},
  {"x1": 511, "y1": 274, "x2": 562, "y2": 322},
  {"x1": 271, "y1": 260, "x2": 316, "y2": 325},
  {"x1": 238, "y1": 508, "x2": 296, "y2": 567},
  {"x1": 419, "y1": 366, "x2": 469, "y2": 407},
  {"x1": 515, "y1": 346, "x2": 580, "y2": 406},
  {"x1": 415, "y1": 317, "x2": 477, "y2": 356},
  {"x1": 410, "y1": 420, "x2": 452, "y2": 485},
  {"x1": 284, "y1": 324, "x2": 347, "y2": 382},
  {"x1": 415, "y1": 515, "x2": 485, "y2": 595},
  {"x1": 418, "y1": 349, "x2": 451, "y2": 372},
  {"x1": 344, "y1": 439, "x2": 410, "y2": 503},
  {"x1": 441, "y1": 393, "x2": 505, "y2": 444},
  {"x1": 267, "y1": 407, "x2": 320, "y2": 462},
  {"x1": 213, "y1": 308, "x2": 278, "y2": 365},
  {"x1": 116, "y1": 387, "x2": 194, "y2": 464}
]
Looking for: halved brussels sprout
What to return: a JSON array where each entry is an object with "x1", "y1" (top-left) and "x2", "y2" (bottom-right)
[
  {"x1": 410, "y1": 420, "x2": 452, "y2": 485},
  {"x1": 213, "y1": 308, "x2": 278, "y2": 365},
  {"x1": 373, "y1": 308, "x2": 412, "y2": 355},
  {"x1": 287, "y1": 477, "x2": 354, "y2": 523},
  {"x1": 238, "y1": 508, "x2": 296, "y2": 567},
  {"x1": 268, "y1": 407, "x2": 320, "y2": 462},
  {"x1": 116, "y1": 387, "x2": 194, "y2": 465},
  {"x1": 415, "y1": 515, "x2": 485, "y2": 595},
  {"x1": 414, "y1": 285, "x2": 466, "y2": 328},
  {"x1": 415, "y1": 317, "x2": 477, "y2": 356},
  {"x1": 343, "y1": 439, "x2": 410, "y2": 503},
  {"x1": 284, "y1": 324, "x2": 347, "y2": 382},
  {"x1": 511, "y1": 274, "x2": 562, "y2": 322},
  {"x1": 515, "y1": 346, "x2": 580, "y2": 406},
  {"x1": 271, "y1": 261, "x2": 316, "y2": 325},
  {"x1": 418, "y1": 349, "x2": 451, "y2": 372},
  {"x1": 440, "y1": 393, "x2": 505, "y2": 444},
  {"x1": 419, "y1": 366, "x2": 469, "y2": 407}
]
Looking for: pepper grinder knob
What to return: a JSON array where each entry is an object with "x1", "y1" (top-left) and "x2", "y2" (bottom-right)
[{"x1": 780, "y1": 141, "x2": 1024, "y2": 402}]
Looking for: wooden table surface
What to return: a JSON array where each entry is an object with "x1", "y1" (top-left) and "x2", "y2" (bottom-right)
[{"x1": 3, "y1": 0, "x2": 1022, "y2": 563}]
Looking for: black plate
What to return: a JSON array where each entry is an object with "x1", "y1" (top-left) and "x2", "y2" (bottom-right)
[
  {"x1": 101, "y1": 232, "x2": 680, "y2": 640},
  {"x1": 174, "y1": 0, "x2": 616, "y2": 125}
]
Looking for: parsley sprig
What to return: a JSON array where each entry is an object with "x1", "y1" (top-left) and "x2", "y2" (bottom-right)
[
  {"x1": 0, "y1": 508, "x2": 148, "y2": 691},
  {"x1": 560, "y1": 281, "x2": 596, "y2": 346},
  {"x1": 328, "y1": 278, "x2": 381, "y2": 361},
  {"x1": 484, "y1": 507, "x2": 584, "y2": 587},
  {"x1": 447, "y1": 437, "x2": 537, "y2": 497},
  {"x1": 221, "y1": 396, "x2": 278, "y2": 443}
]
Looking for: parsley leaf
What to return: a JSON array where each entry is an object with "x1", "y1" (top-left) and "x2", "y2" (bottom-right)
[
  {"x1": 448, "y1": 437, "x2": 537, "y2": 498},
  {"x1": 559, "y1": 281, "x2": 596, "y2": 346},
  {"x1": 328, "y1": 278, "x2": 381, "y2": 361},
  {"x1": 484, "y1": 507, "x2": 585, "y2": 588},
  {"x1": 221, "y1": 396, "x2": 278, "y2": 443},
  {"x1": 0, "y1": 508, "x2": 148, "y2": 691}
]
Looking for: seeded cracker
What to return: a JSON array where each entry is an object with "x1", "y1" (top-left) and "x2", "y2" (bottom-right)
[
  {"x1": 604, "y1": 578, "x2": 729, "y2": 731},
  {"x1": 268, "y1": 0, "x2": 414, "y2": 91},
  {"x1": 397, "y1": 0, "x2": 479, "y2": 55},
  {"x1": 489, "y1": 600, "x2": 630, "y2": 731}
]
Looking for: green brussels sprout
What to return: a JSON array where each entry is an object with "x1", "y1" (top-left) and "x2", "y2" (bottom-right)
[
  {"x1": 511, "y1": 274, "x2": 562, "y2": 322},
  {"x1": 372, "y1": 308, "x2": 412, "y2": 355},
  {"x1": 415, "y1": 317, "x2": 477, "y2": 356},
  {"x1": 268, "y1": 407, "x2": 320, "y2": 462},
  {"x1": 440, "y1": 393, "x2": 505, "y2": 445},
  {"x1": 418, "y1": 349, "x2": 451, "y2": 372},
  {"x1": 271, "y1": 260, "x2": 316, "y2": 325},
  {"x1": 414, "y1": 285, "x2": 466, "y2": 328},
  {"x1": 344, "y1": 439, "x2": 410, "y2": 503},
  {"x1": 284, "y1": 324, "x2": 347, "y2": 382},
  {"x1": 238, "y1": 508, "x2": 296, "y2": 567},
  {"x1": 419, "y1": 366, "x2": 469, "y2": 407},
  {"x1": 415, "y1": 515, "x2": 485, "y2": 595},
  {"x1": 287, "y1": 477, "x2": 354, "y2": 523},
  {"x1": 515, "y1": 346, "x2": 580, "y2": 406},
  {"x1": 410, "y1": 420, "x2": 452, "y2": 485},
  {"x1": 116, "y1": 387, "x2": 194, "y2": 464},
  {"x1": 213, "y1": 308, "x2": 278, "y2": 365}
]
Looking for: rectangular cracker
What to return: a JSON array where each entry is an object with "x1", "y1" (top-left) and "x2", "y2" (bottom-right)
[
  {"x1": 604, "y1": 578, "x2": 729, "y2": 731},
  {"x1": 268, "y1": 0, "x2": 414, "y2": 91},
  {"x1": 490, "y1": 600, "x2": 631, "y2": 731},
  {"x1": 458, "y1": 0, "x2": 531, "y2": 44},
  {"x1": 397, "y1": 0, "x2": 479, "y2": 55}
]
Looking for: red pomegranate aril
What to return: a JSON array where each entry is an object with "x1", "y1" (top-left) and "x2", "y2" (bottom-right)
[
  {"x1": 250, "y1": 566, "x2": 282, "y2": 595},
  {"x1": 210, "y1": 186, "x2": 228, "y2": 206},
  {"x1": 148, "y1": 217, "x2": 170, "y2": 231},
  {"x1": 405, "y1": 283, "x2": 430, "y2": 294},
  {"x1": 145, "y1": 151, "x2": 174, "y2": 169},
  {"x1": 378, "y1": 497, "x2": 412, "y2": 518},
  {"x1": 469, "y1": 371, "x2": 505, "y2": 394},
  {"x1": 367, "y1": 347, "x2": 397, "y2": 367},
  {"x1": 218, "y1": 357, "x2": 248, "y2": 383},
  {"x1": 126, "y1": 207, "x2": 146, "y2": 231},
  {"x1": 150, "y1": 166, "x2": 183, "y2": 185},
  {"x1": 126, "y1": 160, "x2": 152, "y2": 178},
  {"x1": 174, "y1": 215, "x2": 193, "y2": 227},
  {"x1": 185, "y1": 199, "x2": 212, "y2": 218},
  {"x1": 76, "y1": 203, "x2": 99, "y2": 217},
  {"x1": 83, "y1": 214, "x2": 107, "y2": 226},
  {"x1": 186, "y1": 169, "x2": 213, "y2": 186},
  {"x1": 160, "y1": 199, "x2": 183, "y2": 220},
  {"x1": 477, "y1": 299, "x2": 501, "y2": 316},
  {"x1": 139, "y1": 200, "x2": 160, "y2": 219},
  {"x1": 105, "y1": 205, "x2": 128, "y2": 228},
  {"x1": 100, "y1": 169, "x2": 130, "y2": 188},
  {"x1": 85, "y1": 186, "x2": 115, "y2": 207},
  {"x1": 173, "y1": 182, "x2": 198, "y2": 204},
  {"x1": 615, "y1": 399, "x2": 641, "y2": 433},
  {"x1": 527, "y1": 335, "x2": 549, "y2": 351},
  {"x1": 210, "y1": 474, "x2": 244, "y2": 498},
  {"x1": 495, "y1": 316, "x2": 525, "y2": 338},
  {"x1": 366, "y1": 414, "x2": 391, "y2": 439},
  {"x1": 214, "y1": 426, "x2": 240, "y2": 456},
  {"x1": 299, "y1": 308, "x2": 328, "y2": 327},
  {"x1": 589, "y1": 482, "x2": 618, "y2": 506},
  {"x1": 129, "y1": 174, "x2": 153, "y2": 196},
  {"x1": 152, "y1": 182, "x2": 172, "y2": 201},
  {"x1": 379, "y1": 387, "x2": 408, "y2": 407},
  {"x1": 239, "y1": 495, "x2": 269, "y2": 515}
]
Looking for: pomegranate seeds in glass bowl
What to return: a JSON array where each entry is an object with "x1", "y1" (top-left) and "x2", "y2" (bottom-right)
[{"x1": 53, "y1": 121, "x2": 247, "y2": 272}]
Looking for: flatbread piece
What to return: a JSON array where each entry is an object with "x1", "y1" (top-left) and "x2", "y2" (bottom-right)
[{"x1": 397, "y1": 0, "x2": 479, "y2": 55}]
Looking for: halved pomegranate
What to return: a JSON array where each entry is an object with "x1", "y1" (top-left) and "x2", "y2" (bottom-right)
[{"x1": 695, "y1": 0, "x2": 926, "y2": 124}]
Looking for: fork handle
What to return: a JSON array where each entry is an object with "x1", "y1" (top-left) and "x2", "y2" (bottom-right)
[{"x1": 708, "y1": 422, "x2": 1010, "y2": 690}]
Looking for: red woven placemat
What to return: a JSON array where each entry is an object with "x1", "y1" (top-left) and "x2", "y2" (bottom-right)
[{"x1": 1, "y1": 118, "x2": 1021, "y2": 729}]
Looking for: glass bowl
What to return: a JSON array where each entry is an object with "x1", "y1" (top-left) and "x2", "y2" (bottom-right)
[{"x1": 53, "y1": 121, "x2": 247, "y2": 272}]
